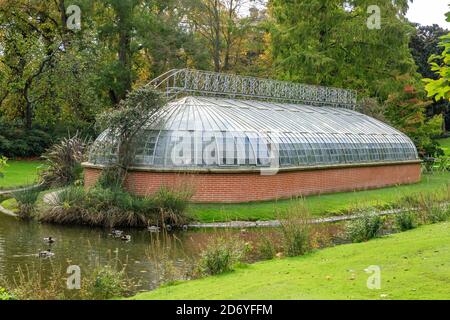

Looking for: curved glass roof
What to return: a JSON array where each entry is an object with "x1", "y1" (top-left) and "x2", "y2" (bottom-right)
[{"x1": 89, "y1": 96, "x2": 419, "y2": 170}]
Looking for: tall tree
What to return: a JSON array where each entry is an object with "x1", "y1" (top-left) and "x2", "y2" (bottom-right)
[
  {"x1": 385, "y1": 79, "x2": 443, "y2": 157},
  {"x1": 0, "y1": 0, "x2": 67, "y2": 129},
  {"x1": 269, "y1": 0, "x2": 416, "y2": 99},
  {"x1": 423, "y1": 30, "x2": 450, "y2": 101},
  {"x1": 410, "y1": 24, "x2": 448, "y2": 80},
  {"x1": 410, "y1": 23, "x2": 449, "y2": 131},
  {"x1": 185, "y1": 0, "x2": 261, "y2": 72},
  {"x1": 423, "y1": 12, "x2": 450, "y2": 131},
  {"x1": 0, "y1": 0, "x2": 103, "y2": 131},
  {"x1": 95, "y1": 0, "x2": 139, "y2": 105}
]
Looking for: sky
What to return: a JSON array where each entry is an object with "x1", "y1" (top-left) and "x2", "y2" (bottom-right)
[
  {"x1": 241, "y1": 0, "x2": 449, "y2": 30},
  {"x1": 406, "y1": 0, "x2": 448, "y2": 29}
]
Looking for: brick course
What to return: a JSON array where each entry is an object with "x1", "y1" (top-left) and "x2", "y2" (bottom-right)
[{"x1": 83, "y1": 163, "x2": 421, "y2": 203}]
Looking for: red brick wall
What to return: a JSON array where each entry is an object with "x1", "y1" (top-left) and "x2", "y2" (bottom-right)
[{"x1": 84, "y1": 163, "x2": 421, "y2": 203}]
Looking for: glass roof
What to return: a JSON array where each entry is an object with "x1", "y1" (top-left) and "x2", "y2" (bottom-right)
[{"x1": 89, "y1": 96, "x2": 419, "y2": 169}]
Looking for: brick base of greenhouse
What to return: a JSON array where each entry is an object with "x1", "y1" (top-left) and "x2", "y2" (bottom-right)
[{"x1": 83, "y1": 161, "x2": 421, "y2": 203}]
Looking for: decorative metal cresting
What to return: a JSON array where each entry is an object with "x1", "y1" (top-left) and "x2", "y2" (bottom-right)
[{"x1": 148, "y1": 69, "x2": 357, "y2": 110}]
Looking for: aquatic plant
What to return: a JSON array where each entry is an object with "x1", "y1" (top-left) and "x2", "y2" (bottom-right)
[
  {"x1": 395, "y1": 211, "x2": 418, "y2": 231},
  {"x1": 39, "y1": 185, "x2": 192, "y2": 228},
  {"x1": 346, "y1": 211, "x2": 383, "y2": 243},
  {"x1": 278, "y1": 200, "x2": 312, "y2": 257},
  {"x1": 199, "y1": 236, "x2": 250, "y2": 276},
  {"x1": 13, "y1": 187, "x2": 41, "y2": 220}
]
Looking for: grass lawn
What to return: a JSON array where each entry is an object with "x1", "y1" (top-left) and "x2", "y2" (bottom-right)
[
  {"x1": 0, "y1": 160, "x2": 44, "y2": 189},
  {"x1": 191, "y1": 172, "x2": 450, "y2": 222},
  {"x1": 131, "y1": 222, "x2": 450, "y2": 300},
  {"x1": 439, "y1": 137, "x2": 450, "y2": 156}
]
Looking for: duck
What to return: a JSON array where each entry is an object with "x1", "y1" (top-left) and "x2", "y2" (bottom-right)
[
  {"x1": 120, "y1": 235, "x2": 131, "y2": 242},
  {"x1": 38, "y1": 249, "x2": 54, "y2": 258},
  {"x1": 147, "y1": 226, "x2": 160, "y2": 233},
  {"x1": 43, "y1": 236, "x2": 55, "y2": 244}
]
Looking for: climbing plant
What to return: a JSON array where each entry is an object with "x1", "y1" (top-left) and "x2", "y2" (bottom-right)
[{"x1": 96, "y1": 87, "x2": 165, "y2": 187}]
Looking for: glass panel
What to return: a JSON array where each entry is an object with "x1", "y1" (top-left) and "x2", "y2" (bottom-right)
[{"x1": 89, "y1": 97, "x2": 419, "y2": 168}]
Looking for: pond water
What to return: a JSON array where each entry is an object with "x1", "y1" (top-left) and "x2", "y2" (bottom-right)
[{"x1": 0, "y1": 214, "x2": 278, "y2": 294}]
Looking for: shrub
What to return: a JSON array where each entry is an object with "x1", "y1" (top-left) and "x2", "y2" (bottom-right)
[
  {"x1": 425, "y1": 205, "x2": 449, "y2": 224},
  {"x1": 346, "y1": 212, "x2": 383, "y2": 243},
  {"x1": 395, "y1": 211, "x2": 417, "y2": 231},
  {"x1": 0, "y1": 119, "x2": 52, "y2": 157},
  {"x1": 96, "y1": 167, "x2": 124, "y2": 191},
  {"x1": 39, "y1": 133, "x2": 87, "y2": 187},
  {"x1": 56, "y1": 186, "x2": 86, "y2": 207},
  {"x1": 85, "y1": 266, "x2": 131, "y2": 300},
  {"x1": 13, "y1": 187, "x2": 41, "y2": 220},
  {"x1": 153, "y1": 186, "x2": 193, "y2": 225},
  {"x1": 41, "y1": 187, "x2": 149, "y2": 228},
  {"x1": 0, "y1": 264, "x2": 69, "y2": 300},
  {"x1": 0, "y1": 287, "x2": 15, "y2": 300},
  {"x1": 278, "y1": 201, "x2": 311, "y2": 257},
  {"x1": 257, "y1": 235, "x2": 277, "y2": 260},
  {"x1": 411, "y1": 192, "x2": 450, "y2": 224},
  {"x1": 40, "y1": 185, "x2": 191, "y2": 228},
  {"x1": 199, "y1": 237, "x2": 249, "y2": 276},
  {"x1": 421, "y1": 158, "x2": 435, "y2": 174},
  {"x1": 1, "y1": 262, "x2": 135, "y2": 300}
]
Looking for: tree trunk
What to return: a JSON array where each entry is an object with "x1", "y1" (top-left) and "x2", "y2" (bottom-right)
[
  {"x1": 59, "y1": 0, "x2": 67, "y2": 33},
  {"x1": 223, "y1": 0, "x2": 234, "y2": 71},
  {"x1": 118, "y1": 28, "x2": 132, "y2": 97},
  {"x1": 25, "y1": 100, "x2": 32, "y2": 130},
  {"x1": 113, "y1": 7, "x2": 133, "y2": 105}
]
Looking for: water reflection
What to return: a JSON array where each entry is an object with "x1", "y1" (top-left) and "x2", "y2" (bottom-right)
[
  {"x1": 0, "y1": 213, "x2": 346, "y2": 294},
  {"x1": 0, "y1": 214, "x2": 275, "y2": 292}
]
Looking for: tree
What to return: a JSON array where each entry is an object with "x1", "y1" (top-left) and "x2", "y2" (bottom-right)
[
  {"x1": 94, "y1": 0, "x2": 139, "y2": 105},
  {"x1": 0, "y1": 1, "x2": 66, "y2": 129},
  {"x1": 269, "y1": 0, "x2": 416, "y2": 100},
  {"x1": 0, "y1": 0, "x2": 101, "y2": 131},
  {"x1": 385, "y1": 80, "x2": 443, "y2": 157},
  {"x1": 411, "y1": 23, "x2": 449, "y2": 132},
  {"x1": 410, "y1": 24, "x2": 448, "y2": 80},
  {"x1": 184, "y1": 0, "x2": 263, "y2": 72},
  {"x1": 422, "y1": 11, "x2": 450, "y2": 132},
  {"x1": 423, "y1": 34, "x2": 450, "y2": 102}
]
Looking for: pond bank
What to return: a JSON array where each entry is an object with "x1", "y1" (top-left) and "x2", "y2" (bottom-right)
[
  {"x1": 188, "y1": 207, "x2": 409, "y2": 228},
  {"x1": 0, "y1": 203, "x2": 17, "y2": 217},
  {"x1": 5, "y1": 187, "x2": 449, "y2": 229},
  {"x1": 130, "y1": 222, "x2": 450, "y2": 300}
]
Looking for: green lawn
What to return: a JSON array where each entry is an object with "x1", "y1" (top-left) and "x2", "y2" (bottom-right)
[
  {"x1": 191, "y1": 172, "x2": 450, "y2": 222},
  {"x1": 131, "y1": 222, "x2": 450, "y2": 300},
  {"x1": 0, "y1": 160, "x2": 44, "y2": 189},
  {"x1": 439, "y1": 137, "x2": 450, "y2": 156}
]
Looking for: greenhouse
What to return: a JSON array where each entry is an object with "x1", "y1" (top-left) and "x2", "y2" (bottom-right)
[{"x1": 84, "y1": 69, "x2": 421, "y2": 203}]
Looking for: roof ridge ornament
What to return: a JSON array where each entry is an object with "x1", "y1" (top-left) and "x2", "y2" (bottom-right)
[{"x1": 148, "y1": 69, "x2": 357, "y2": 110}]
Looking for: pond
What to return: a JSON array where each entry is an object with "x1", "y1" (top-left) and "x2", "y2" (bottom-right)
[{"x1": 0, "y1": 214, "x2": 284, "y2": 295}]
